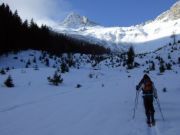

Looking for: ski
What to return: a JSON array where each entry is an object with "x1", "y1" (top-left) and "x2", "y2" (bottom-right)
[
  {"x1": 152, "y1": 122, "x2": 156, "y2": 126},
  {"x1": 148, "y1": 123, "x2": 152, "y2": 127},
  {"x1": 147, "y1": 122, "x2": 155, "y2": 127}
]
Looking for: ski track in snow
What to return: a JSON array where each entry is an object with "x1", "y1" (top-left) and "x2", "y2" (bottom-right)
[
  {"x1": 147, "y1": 126, "x2": 157, "y2": 135},
  {"x1": 154, "y1": 125, "x2": 161, "y2": 135},
  {"x1": 0, "y1": 89, "x2": 75, "y2": 113},
  {"x1": 146, "y1": 125, "x2": 161, "y2": 135}
]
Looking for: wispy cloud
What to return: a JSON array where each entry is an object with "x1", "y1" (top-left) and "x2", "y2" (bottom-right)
[{"x1": 1, "y1": 0, "x2": 73, "y2": 26}]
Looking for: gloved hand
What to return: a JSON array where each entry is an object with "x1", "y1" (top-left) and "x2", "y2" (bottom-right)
[
  {"x1": 154, "y1": 96, "x2": 158, "y2": 99},
  {"x1": 136, "y1": 85, "x2": 139, "y2": 91}
]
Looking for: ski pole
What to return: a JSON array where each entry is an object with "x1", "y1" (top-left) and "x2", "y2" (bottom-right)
[
  {"x1": 133, "y1": 90, "x2": 139, "y2": 119},
  {"x1": 135, "y1": 90, "x2": 140, "y2": 110},
  {"x1": 132, "y1": 91, "x2": 137, "y2": 119},
  {"x1": 154, "y1": 97, "x2": 165, "y2": 121}
]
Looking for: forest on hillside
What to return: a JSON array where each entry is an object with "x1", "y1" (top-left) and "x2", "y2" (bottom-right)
[{"x1": 0, "y1": 3, "x2": 110, "y2": 55}]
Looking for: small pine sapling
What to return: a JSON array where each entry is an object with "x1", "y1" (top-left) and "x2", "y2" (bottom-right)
[
  {"x1": 47, "y1": 72, "x2": 63, "y2": 86},
  {"x1": 0, "y1": 68, "x2": 6, "y2": 75},
  {"x1": 162, "y1": 87, "x2": 167, "y2": 93},
  {"x1": 4, "y1": 75, "x2": 14, "y2": 87},
  {"x1": 76, "y1": 84, "x2": 82, "y2": 88}
]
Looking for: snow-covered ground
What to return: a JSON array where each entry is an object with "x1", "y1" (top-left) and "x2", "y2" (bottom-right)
[
  {"x1": 0, "y1": 66, "x2": 180, "y2": 135},
  {"x1": 0, "y1": 43, "x2": 180, "y2": 135}
]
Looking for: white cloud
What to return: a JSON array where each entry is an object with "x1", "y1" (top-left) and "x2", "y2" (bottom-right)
[{"x1": 1, "y1": 0, "x2": 72, "y2": 26}]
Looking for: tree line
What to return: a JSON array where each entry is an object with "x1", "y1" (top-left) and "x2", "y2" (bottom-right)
[{"x1": 0, "y1": 3, "x2": 110, "y2": 55}]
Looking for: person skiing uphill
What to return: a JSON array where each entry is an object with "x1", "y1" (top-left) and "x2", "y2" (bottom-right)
[{"x1": 136, "y1": 74, "x2": 157, "y2": 126}]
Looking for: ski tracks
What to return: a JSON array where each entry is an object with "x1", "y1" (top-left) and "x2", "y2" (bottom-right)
[
  {"x1": 154, "y1": 125, "x2": 161, "y2": 135},
  {"x1": 0, "y1": 89, "x2": 75, "y2": 113},
  {"x1": 130, "y1": 118, "x2": 162, "y2": 135},
  {"x1": 147, "y1": 125, "x2": 161, "y2": 135}
]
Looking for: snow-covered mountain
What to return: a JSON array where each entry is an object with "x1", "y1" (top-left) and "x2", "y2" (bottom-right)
[
  {"x1": 55, "y1": 1, "x2": 180, "y2": 53},
  {"x1": 59, "y1": 12, "x2": 98, "y2": 28}
]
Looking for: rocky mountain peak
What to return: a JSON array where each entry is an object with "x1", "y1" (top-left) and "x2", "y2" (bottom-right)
[
  {"x1": 155, "y1": 1, "x2": 180, "y2": 21},
  {"x1": 59, "y1": 12, "x2": 98, "y2": 28}
]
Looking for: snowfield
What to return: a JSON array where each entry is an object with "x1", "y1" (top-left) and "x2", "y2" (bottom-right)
[
  {"x1": 55, "y1": 19, "x2": 180, "y2": 53},
  {"x1": 0, "y1": 47, "x2": 180, "y2": 135}
]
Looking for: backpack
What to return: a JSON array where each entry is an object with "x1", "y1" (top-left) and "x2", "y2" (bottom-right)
[{"x1": 143, "y1": 79, "x2": 153, "y2": 92}]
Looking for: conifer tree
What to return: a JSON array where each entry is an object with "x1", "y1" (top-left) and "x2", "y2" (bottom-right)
[
  {"x1": 47, "y1": 71, "x2": 63, "y2": 86},
  {"x1": 127, "y1": 46, "x2": 135, "y2": 69},
  {"x1": 166, "y1": 63, "x2": 172, "y2": 70},
  {"x1": 150, "y1": 61, "x2": 155, "y2": 71},
  {"x1": 0, "y1": 68, "x2": 6, "y2": 75},
  {"x1": 159, "y1": 63, "x2": 165, "y2": 73},
  {"x1": 4, "y1": 75, "x2": 14, "y2": 87},
  {"x1": 61, "y1": 62, "x2": 69, "y2": 73}
]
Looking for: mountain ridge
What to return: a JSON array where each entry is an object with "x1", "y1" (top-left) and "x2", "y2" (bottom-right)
[
  {"x1": 55, "y1": 1, "x2": 180, "y2": 53},
  {"x1": 155, "y1": 1, "x2": 180, "y2": 21}
]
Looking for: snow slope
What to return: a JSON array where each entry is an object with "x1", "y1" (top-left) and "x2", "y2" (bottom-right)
[
  {"x1": 0, "y1": 42, "x2": 180, "y2": 135},
  {"x1": 0, "y1": 65, "x2": 180, "y2": 135},
  {"x1": 54, "y1": 1, "x2": 180, "y2": 53}
]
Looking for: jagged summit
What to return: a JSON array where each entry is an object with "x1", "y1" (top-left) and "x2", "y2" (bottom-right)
[
  {"x1": 59, "y1": 12, "x2": 98, "y2": 28},
  {"x1": 155, "y1": 1, "x2": 180, "y2": 21}
]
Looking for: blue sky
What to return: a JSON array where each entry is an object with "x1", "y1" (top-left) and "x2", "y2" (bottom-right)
[
  {"x1": 70, "y1": 0, "x2": 178, "y2": 26},
  {"x1": 1, "y1": 0, "x2": 179, "y2": 26}
]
